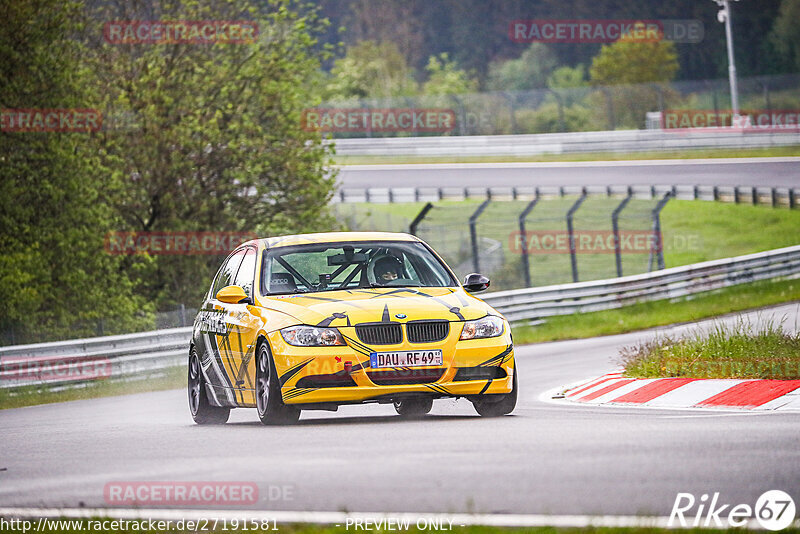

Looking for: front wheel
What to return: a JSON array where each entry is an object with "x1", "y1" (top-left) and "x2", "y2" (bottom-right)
[
  {"x1": 256, "y1": 343, "x2": 300, "y2": 425},
  {"x1": 393, "y1": 397, "x2": 433, "y2": 418},
  {"x1": 188, "y1": 349, "x2": 230, "y2": 424},
  {"x1": 472, "y1": 370, "x2": 518, "y2": 417}
]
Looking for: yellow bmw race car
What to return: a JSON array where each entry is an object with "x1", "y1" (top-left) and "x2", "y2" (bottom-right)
[{"x1": 188, "y1": 231, "x2": 517, "y2": 425}]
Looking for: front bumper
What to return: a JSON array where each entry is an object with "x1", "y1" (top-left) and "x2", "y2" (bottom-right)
[{"x1": 267, "y1": 326, "x2": 515, "y2": 406}]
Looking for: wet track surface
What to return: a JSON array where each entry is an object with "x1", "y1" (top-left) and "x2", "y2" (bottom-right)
[{"x1": 1, "y1": 303, "x2": 798, "y2": 515}]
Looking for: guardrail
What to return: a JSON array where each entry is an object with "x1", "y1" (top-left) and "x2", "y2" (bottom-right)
[
  {"x1": 332, "y1": 129, "x2": 800, "y2": 158},
  {"x1": 0, "y1": 327, "x2": 191, "y2": 389},
  {"x1": 334, "y1": 183, "x2": 800, "y2": 207},
  {"x1": 2, "y1": 244, "x2": 799, "y2": 390},
  {"x1": 482, "y1": 244, "x2": 800, "y2": 323}
]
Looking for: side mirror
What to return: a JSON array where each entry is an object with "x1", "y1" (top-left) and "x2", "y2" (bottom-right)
[
  {"x1": 463, "y1": 273, "x2": 490, "y2": 293},
  {"x1": 216, "y1": 285, "x2": 253, "y2": 305}
]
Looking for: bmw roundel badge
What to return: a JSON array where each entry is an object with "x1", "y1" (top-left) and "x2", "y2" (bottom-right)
[{"x1": 395, "y1": 313, "x2": 407, "y2": 319}]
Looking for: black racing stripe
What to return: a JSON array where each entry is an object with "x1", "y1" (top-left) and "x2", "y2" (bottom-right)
[
  {"x1": 479, "y1": 379, "x2": 493, "y2": 394},
  {"x1": 478, "y1": 345, "x2": 513, "y2": 367},
  {"x1": 449, "y1": 306, "x2": 465, "y2": 321},
  {"x1": 316, "y1": 311, "x2": 349, "y2": 327},
  {"x1": 282, "y1": 387, "x2": 314, "y2": 400},
  {"x1": 381, "y1": 304, "x2": 390, "y2": 323},
  {"x1": 206, "y1": 333, "x2": 235, "y2": 390},
  {"x1": 278, "y1": 358, "x2": 314, "y2": 386},
  {"x1": 349, "y1": 358, "x2": 372, "y2": 372},
  {"x1": 342, "y1": 334, "x2": 373, "y2": 356}
]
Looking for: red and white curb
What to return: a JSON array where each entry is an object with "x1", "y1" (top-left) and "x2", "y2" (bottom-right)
[{"x1": 558, "y1": 372, "x2": 800, "y2": 411}]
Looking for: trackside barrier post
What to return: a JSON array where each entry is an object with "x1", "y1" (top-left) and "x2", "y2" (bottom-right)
[
  {"x1": 409, "y1": 202, "x2": 434, "y2": 236},
  {"x1": 648, "y1": 192, "x2": 672, "y2": 272},
  {"x1": 518, "y1": 192, "x2": 541, "y2": 288},
  {"x1": 566, "y1": 189, "x2": 588, "y2": 283},
  {"x1": 469, "y1": 199, "x2": 492, "y2": 273},
  {"x1": 611, "y1": 187, "x2": 633, "y2": 278}
]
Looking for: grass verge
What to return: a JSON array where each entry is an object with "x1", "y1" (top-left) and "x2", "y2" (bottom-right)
[
  {"x1": 511, "y1": 278, "x2": 800, "y2": 345},
  {"x1": 333, "y1": 145, "x2": 800, "y2": 165},
  {"x1": 0, "y1": 366, "x2": 184, "y2": 410},
  {"x1": 618, "y1": 318, "x2": 800, "y2": 380}
]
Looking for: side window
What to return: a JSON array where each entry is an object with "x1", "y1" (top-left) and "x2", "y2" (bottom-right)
[
  {"x1": 212, "y1": 249, "x2": 245, "y2": 299},
  {"x1": 233, "y1": 247, "x2": 257, "y2": 297}
]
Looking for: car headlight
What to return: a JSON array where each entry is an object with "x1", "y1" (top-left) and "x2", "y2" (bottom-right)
[
  {"x1": 459, "y1": 316, "x2": 505, "y2": 340},
  {"x1": 280, "y1": 325, "x2": 345, "y2": 346}
]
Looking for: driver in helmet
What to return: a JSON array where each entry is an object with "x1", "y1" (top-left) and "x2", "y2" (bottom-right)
[{"x1": 372, "y1": 255, "x2": 404, "y2": 286}]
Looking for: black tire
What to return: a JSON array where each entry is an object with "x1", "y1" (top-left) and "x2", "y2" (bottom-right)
[
  {"x1": 256, "y1": 342, "x2": 300, "y2": 425},
  {"x1": 188, "y1": 349, "x2": 230, "y2": 424},
  {"x1": 393, "y1": 396, "x2": 433, "y2": 418},
  {"x1": 472, "y1": 370, "x2": 518, "y2": 417}
]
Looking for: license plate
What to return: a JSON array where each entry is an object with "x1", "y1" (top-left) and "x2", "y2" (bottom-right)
[{"x1": 370, "y1": 349, "x2": 443, "y2": 368}]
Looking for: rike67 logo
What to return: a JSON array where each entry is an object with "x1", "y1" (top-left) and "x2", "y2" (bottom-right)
[{"x1": 669, "y1": 490, "x2": 796, "y2": 530}]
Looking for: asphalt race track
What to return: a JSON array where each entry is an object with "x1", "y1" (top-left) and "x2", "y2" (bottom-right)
[
  {"x1": 337, "y1": 157, "x2": 800, "y2": 190},
  {"x1": 1, "y1": 303, "x2": 798, "y2": 518}
]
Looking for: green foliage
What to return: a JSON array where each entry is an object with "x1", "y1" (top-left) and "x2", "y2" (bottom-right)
[
  {"x1": 0, "y1": 0, "x2": 152, "y2": 343},
  {"x1": 770, "y1": 0, "x2": 800, "y2": 72},
  {"x1": 590, "y1": 39, "x2": 678, "y2": 86},
  {"x1": 326, "y1": 40, "x2": 417, "y2": 99},
  {"x1": 619, "y1": 319, "x2": 800, "y2": 380},
  {"x1": 0, "y1": 0, "x2": 339, "y2": 343},
  {"x1": 422, "y1": 54, "x2": 477, "y2": 96},
  {"x1": 88, "y1": 0, "x2": 338, "y2": 309},
  {"x1": 487, "y1": 43, "x2": 557, "y2": 91},
  {"x1": 586, "y1": 39, "x2": 679, "y2": 129}
]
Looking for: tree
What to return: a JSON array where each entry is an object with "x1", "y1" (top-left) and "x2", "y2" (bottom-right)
[
  {"x1": 588, "y1": 35, "x2": 679, "y2": 129},
  {"x1": 326, "y1": 40, "x2": 417, "y2": 99},
  {"x1": 422, "y1": 54, "x2": 477, "y2": 96},
  {"x1": 487, "y1": 43, "x2": 557, "y2": 91},
  {"x1": 89, "y1": 0, "x2": 337, "y2": 308},
  {"x1": 0, "y1": 0, "x2": 150, "y2": 343},
  {"x1": 770, "y1": 0, "x2": 800, "y2": 72},
  {"x1": 589, "y1": 38, "x2": 679, "y2": 86}
]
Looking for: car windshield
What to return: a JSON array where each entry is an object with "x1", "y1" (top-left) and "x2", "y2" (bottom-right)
[{"x1": 261, "y1": 241, "x2": 457, "y2": 295}]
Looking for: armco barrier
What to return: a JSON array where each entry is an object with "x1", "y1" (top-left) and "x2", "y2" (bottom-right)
[
  {"x1": 2, "y1": 245, "x2": 799, "y2": 390},
  {"x1": 332, "y1": 129, "x2": 800, "y2": 158},
  {"x1": 0, "y1": 327, "x2": 191, "y2": 389},
  {"x1": 483, "y1": 244, "x2": 800, "y2": 322},
  {"x1": 335, "y1": 183, "x2": 800, "y2": 208}
]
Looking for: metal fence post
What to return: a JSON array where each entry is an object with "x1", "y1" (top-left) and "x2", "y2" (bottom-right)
[
  {"x1": 179, "y1": 304, "x2": 186, "y2": 328},
  {"x1": 469, "y1": 199, "x2": 491, "y2": 273},
  {"x1": 518, "y1": 195, "x2": 540, "y2": 288},
  {"x1": 566, "y1": 189, "x2": 588, "y2": 283},
  {"x1": 409, "y1": 202, "x2": 434, "y2": 236},
  {"x1": 611, "y1": 188, "x2": 633, "y2": 278},
  {"x1": 648, "y1": 192, "x2": 672, "y2": 272}
]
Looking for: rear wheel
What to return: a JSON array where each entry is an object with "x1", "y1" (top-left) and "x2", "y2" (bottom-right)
[
  {"x1": 472, "y1": 370, "x2": 518, "y2": 417},
  {"x1": 188, "y1": 349, "x2": 230, "y2": 424},
  {"x1": 256, "y1": 343, "x2": 300, "y2": 425},
  {"x1": 393, "y1": 397, "x2": 433, "y2": 418}
]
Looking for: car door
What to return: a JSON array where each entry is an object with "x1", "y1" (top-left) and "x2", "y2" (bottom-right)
[
  {"x1": 225, "y1": 246, "x2": 260, "y2": 405},
  {"x1": 196, "y1": 248, "x2": 245, "y2": 406}
]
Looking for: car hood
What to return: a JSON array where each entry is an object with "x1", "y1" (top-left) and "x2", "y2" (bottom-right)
[{"x1": 259, "y1": 287, "x2": 494, "y2": 327}]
